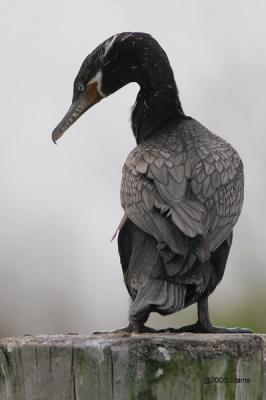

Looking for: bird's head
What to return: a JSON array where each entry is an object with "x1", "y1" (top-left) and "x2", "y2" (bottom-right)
[{"x1": 52, "y1": 32, "x2": 157, "y2": 143}]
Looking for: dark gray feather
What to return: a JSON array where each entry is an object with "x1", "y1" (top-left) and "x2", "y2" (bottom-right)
[{"x1": 121, "y1": 118, "x2": 244, "y2": 272}]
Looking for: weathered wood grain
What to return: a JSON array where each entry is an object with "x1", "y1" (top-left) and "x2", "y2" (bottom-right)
[{"x1": 0, "y1": 333, "x2": 265, "y2": 400}]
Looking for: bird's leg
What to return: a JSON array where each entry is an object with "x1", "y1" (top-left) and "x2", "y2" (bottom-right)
[
  {"x1": 168, "y1": 297, "x2": 252, "y2": 333},
  {"x1": 197, "y1": 297, "x2": 252, "y2": 333},
  {"x1": 93, "y1": 312, "x2": 158, "y2": 335},
  {"x1": 125, "y1": 312, "x2": 160, "y2": 333}
]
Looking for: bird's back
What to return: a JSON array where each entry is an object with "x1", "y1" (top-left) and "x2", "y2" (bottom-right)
[{"x1": 121, "y1": 118, "x2": 244, "y2": 270}]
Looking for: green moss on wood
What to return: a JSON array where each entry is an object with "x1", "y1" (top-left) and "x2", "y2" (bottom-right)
[{"x1": 0, "y1": 334, "x2": 264, "y2": 400}]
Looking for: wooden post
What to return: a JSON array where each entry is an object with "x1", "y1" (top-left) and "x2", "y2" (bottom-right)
[{"x1": 0, "y1": 333, "x2": 265, "y2": 400}]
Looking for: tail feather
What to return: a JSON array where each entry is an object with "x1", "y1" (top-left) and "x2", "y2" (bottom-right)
[{"x1": 130, "y1": 279, "x2": 186, "y2": 318}]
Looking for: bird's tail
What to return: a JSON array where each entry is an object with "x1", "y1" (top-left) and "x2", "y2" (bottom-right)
[{"x1": 130, "y1": 279, "x2": 186, "y2": 318}]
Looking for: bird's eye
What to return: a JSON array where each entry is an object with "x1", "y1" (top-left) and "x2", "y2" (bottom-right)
[{"x1": 77, "y1": 82, "x2": 85, "y2": 92}]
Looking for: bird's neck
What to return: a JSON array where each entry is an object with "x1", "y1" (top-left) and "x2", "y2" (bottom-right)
[{"x1": 131, "y1": 75, "x2": 184, "y2": 144}]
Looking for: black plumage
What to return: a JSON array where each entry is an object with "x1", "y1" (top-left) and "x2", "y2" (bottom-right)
[{"x1": 52, "y1": 32, "x2": 251, "y2": 334}]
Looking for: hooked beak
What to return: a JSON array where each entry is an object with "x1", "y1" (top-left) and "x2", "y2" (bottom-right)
[{"x1": 52, "y1": 82, "x2": 103, "y2": 144}]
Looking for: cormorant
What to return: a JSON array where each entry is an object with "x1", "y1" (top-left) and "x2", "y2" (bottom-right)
[{"x1": 52, "y1": 32, "x2": 251, "y2": 334}]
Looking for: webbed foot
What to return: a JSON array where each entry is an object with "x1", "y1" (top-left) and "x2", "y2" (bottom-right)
[
  {"x1": 93, "y1": 325, "x2": 160, "y2": 335},
  {"x1": 176, "y1": 296, "x2": 253, "y2": 334},
  {"x1": 164, "y1": 322, "x2": 252, "y2": 334},
  {"x1": 199, "y1": 325, "x2": 252, "y2": 334}
]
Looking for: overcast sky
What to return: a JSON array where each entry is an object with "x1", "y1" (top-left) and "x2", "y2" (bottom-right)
[{"x1": 0, "y1": 0, "x2": 265, "y2": 337}]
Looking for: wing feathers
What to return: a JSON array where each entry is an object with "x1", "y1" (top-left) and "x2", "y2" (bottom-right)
[{"x1": 121, "y1": 119, "x2": 244, "y2": 266}]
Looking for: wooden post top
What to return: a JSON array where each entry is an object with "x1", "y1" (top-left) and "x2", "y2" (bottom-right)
[{"x1": 0, "y1": 333, "x2": 265, "y2": 400}]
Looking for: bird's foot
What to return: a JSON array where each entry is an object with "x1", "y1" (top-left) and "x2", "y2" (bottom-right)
[
  {"x1": 135, "y1": 325, "x2": 161, "y2": 333},
  {"x1": 93, "y1": 324, "x2": 159, "y2": 335},
  {"x1": 200, "y1": 325, "x2": 252, "y2": 334},
  {"x1": 114, "y1": 324, "x2": 161, "y2": 334},
  {"x1": 162, "y1": 322, "x2": 252, "y2": 334},
  {"x1": 161, "y1": 322, "x2": 204, "y2": 333}
]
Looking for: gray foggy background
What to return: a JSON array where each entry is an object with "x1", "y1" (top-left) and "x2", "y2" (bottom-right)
[{"x1": 0, "y1": 0, "x2": 265, "y2": 337}]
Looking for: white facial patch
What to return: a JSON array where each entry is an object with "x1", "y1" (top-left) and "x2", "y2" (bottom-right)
[
  {"x1": 88, "y1": 70, "x2": 105, "y2": 97},
  {"x1": 103, "y1": 34, "x2": 118, "y2": 57}
]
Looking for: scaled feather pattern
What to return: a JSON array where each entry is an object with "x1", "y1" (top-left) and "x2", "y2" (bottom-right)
[{"x1": 121, "y1": 118, "x2": 243, "y2": 277}]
